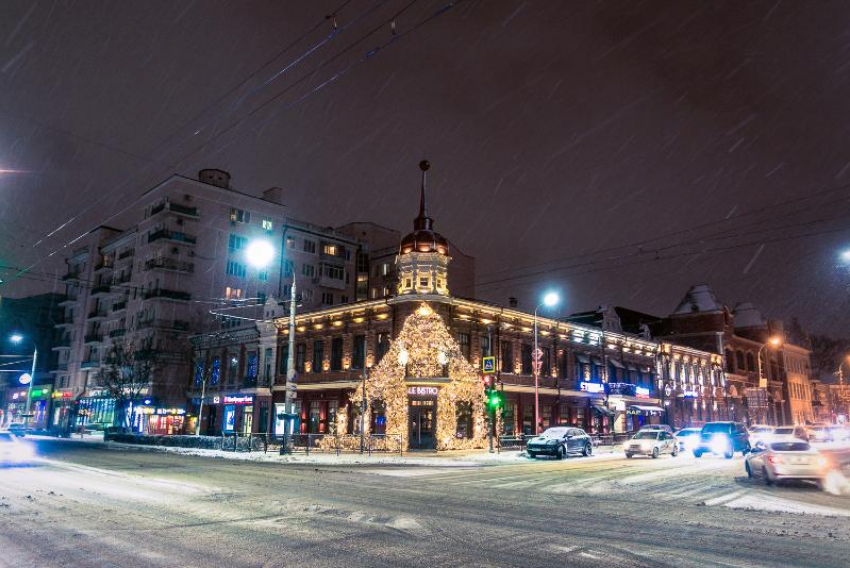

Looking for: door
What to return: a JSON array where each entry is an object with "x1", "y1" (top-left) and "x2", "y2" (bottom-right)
[
  {"x1": 409, "y1": 403, "x2": 436, "y2": 449},
  {"x1": 567, "y1": 429, "x2": 581, "y2": 452}
]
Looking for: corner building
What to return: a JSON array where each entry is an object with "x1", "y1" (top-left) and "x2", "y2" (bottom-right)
[{"x1": 250, "y1": 163, "x2": 725, "y2": 448}]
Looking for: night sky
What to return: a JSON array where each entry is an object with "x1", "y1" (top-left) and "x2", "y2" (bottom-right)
[{"x1": 2, "y1": 1, "x2": 850, "y2": 335}]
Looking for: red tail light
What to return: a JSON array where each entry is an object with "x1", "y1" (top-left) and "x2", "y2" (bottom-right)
[{"x1": 767, "y1": 454, "x2": 783, "y2": 466}]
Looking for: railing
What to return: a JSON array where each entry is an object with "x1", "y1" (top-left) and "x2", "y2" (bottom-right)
[
  {"x1": 137, "y1": 319, "x2": 190, "y2": 331},
  {"x1": 62, "y1": 272, "x2": 81, "y2": 281},
  {"x1": 108, "y1": 328, "x2": 126, "y2": 338},
  {"x1": 84, "y1": 334, "x2": 103, "y2": 343},
  {"x1": 118, "y1": 249, "x2": 135, "y2": 260},
  {"x1": 91, "y1": 284, "x2": 111, "y2": 295},
  {"x1": 88, "y1": 309, "x2": 107, "y2": 318},
  {"x1": 112, "y1": 301, "x2": 127, "y2": 312},
  {"x1": 148, "y1": 229, "x2": 196, "y2": 245},
  {"x1": 81, "y1": 359, "x2": 100, "y2": 368},
  {"x1": 276, "y1": 433, "x2": 404, "y2": 456},
  {"x1": 144, "y1": 258, "x2": 194, "y2": 273},
  {"x1": 589, "y1": 433, "x2": 635, "y2": 447},
  {"x1": 150, "y1": 202, "x2": 199, "y2": 218},
  {"x1": 143, "y1": 288, "x2": 191, "y2": 301}
]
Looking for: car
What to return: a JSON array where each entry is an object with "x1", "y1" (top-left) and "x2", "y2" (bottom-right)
[
  {"x1": 7, "y1": 423, "x2": 27, "y2": 437},
  {"x1": 773, "y1": 426, "x2": 809, "y2": 441},
  {"x1": 828, "y1": 425, "x2": 850, "y2": 442},
  {"x1": 625, "y1": 430, "x2": 679, "y2": 459},
  {"x1": 805, "y1": 425, "x2": 832, "y2": 443},
  {"x1": 0, "y1": 431, "x2": 36, "y2": 466},
  {"x1": 693, "y1": 422, "x2": 750, "y2": 459},
  {"x1": 673, "y1": 427, "x2": 702, "y2": 452},
  {"x1": 637, "y1": 424, "x2": 674, "y2": 434},
  {"x1": 745, "y1": 437, "x2": 830, "y2": 486},
  {"x1": 747, "y1": 425, "x2": 775, "y2": 448},
  {"x1": 526, "y1": 427, "x2": 593, "y2": 459}
]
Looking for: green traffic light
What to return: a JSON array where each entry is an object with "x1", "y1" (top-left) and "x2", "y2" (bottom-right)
[{"x1": 487, "y1": 392, "x2": 503, "y2": 409}]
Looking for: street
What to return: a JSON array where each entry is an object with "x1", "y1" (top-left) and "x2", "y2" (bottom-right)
[{"x1": 1, "y1": 440, "x2": 850, "y2": 567}]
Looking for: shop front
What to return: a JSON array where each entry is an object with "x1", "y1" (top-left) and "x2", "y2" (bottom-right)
[
  {"x1": 3, "y1": 386, "x2": 53, "y2": 429},
  {"x1": 220, "y1": 394, "x2": 255, "y2": 435},
  {"x1": 76, "y1": 397, "x2": 116, "y2": 430},
  {"x1": 135, "y1": 406, "x2": 186, "y2": 435},
  {"x1": 51, "y1": 390, "x2": 75, "y2": 432}
]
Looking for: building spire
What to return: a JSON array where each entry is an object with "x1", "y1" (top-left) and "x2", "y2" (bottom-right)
[{"x1": 414, "y1": 160, "x2": 433, "y2": 231}]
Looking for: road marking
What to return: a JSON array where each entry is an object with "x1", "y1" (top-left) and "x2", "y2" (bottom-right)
[{"x1": 702, "y1": 490, "x2": 746, "y2": 506}]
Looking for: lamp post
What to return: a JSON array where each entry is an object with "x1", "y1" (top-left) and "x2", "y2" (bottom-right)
[
  {"x1": 10, "y1": 334, "x2": 37, "y2": 433},
  {"x1": 533, "y1": 292, "x2": 560, "y2": 435},
  {"x1": 756, "y1": 336, "x2": 782, "y2": 425}
]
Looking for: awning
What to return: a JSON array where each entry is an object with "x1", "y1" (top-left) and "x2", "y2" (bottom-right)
[
  {"x1": 591, "y1": 402, "x2": 615, "y2": 417},
  {"x1": 575, "y1": 353, "x2": 590, "y2": 365},
  {"x1": 627, "y1": 364, "x2": 639, "y2": 372},
  {"x1": 609, "y1": 359, "x2": 625, "y2": 369},
  {"x1": 591, "y1": 357, "x2": 604, "y2": 367},
  {"x1": 630, "y1": 405, "x2": 665, "y2": 413}
]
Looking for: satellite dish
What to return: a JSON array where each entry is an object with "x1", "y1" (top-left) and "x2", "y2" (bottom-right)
[{"x1": 18, "y1": 373, "x2": 32, "y2": 385}]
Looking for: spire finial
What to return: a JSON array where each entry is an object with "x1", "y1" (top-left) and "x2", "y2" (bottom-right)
[{"x1": 414, "y1": 160, "x2": 432, "y2": 231}]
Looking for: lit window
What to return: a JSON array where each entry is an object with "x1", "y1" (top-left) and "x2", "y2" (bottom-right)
[
  {"x1": 323, "y1": 244, "x2": 337, "y2": 256},
  {"x1": 262, "y1": 219, "x2": 273, "y2": 231},
  {"x1": 419, "y1": 277, "x2": 429, "y2": 287},
  {"x1": 381, "y1": 263, "x2": 390, "y2": 276},
  {"x1": 286, "y1": 236, "x2": 296, "y2": 249},
  {"x1": 225, "y1": 287, "x2": 243, "y2": 300}
]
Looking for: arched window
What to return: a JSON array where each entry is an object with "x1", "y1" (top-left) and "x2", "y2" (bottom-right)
[
  {"x1": 746, "y1": 352, "x2": 756, "y2": 372},
  {"x1": 735, "y1": 350, "x2": 745, "y2": 371},
  {"x1": 725, "y1": 350, "x2": 735, "y2": 374}
]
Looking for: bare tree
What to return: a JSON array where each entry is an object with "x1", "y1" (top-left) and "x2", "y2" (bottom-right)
[{"x1": 96, "y1": 341, "x2": 153, "y2": 431}]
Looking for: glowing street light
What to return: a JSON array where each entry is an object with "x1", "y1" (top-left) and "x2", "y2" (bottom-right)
[
  {"x1": 757, "y1": 336, "x2": 783, "y2": 389},
  {"x1": 8, "y1": 333, "x2": 37, "y2": 433},
  {"x1": 245, "y1": 240, "x2": 275, "y2": 268},
  {"x1": 534, "y1": 291, "x2": 561, "y2": 435},
  {"x1": 841, "y1": 250, "x2": 850, "y2": 262}
]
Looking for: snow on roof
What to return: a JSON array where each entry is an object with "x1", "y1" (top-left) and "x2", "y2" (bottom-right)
[
  {"x1": 672, "y1": 284, "x2": 725, "y2": 315},
  {"x1": 732, "y1": 301, "x2": 766, "y2": 329}
]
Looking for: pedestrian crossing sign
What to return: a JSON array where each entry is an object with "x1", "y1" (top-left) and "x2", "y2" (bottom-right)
[{"x1": 482, "y1": 356, "x2": 496, "y2": 374}]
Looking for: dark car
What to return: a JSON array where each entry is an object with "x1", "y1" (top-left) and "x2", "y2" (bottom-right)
[
  {"x1": 526, "y1": 427, "x2": 593, "y2": 459},
  {"x1": 693, "y1": 422, "x2": 750, "y2": 459}
]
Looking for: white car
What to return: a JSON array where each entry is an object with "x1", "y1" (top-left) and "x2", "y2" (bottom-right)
[
  {"x1": 748, "y1": 425, "x2": 775, "y2": 447},
  {"x1": 0, "y1": 431, "x2": 36, "y2": 466},
  {"x1": 673, "y1": 428, "x2": 702, "y2": 452},
  {"x1": 625, "y1": 430, "x2": 679, "y2": 459},
  {"x1": 745, "y1": 437, "x2": 829, "y2": 486}
]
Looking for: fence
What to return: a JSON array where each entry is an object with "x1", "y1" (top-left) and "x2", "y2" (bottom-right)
[
  {"x1": 497, "y1": 432, "x2": 633, "y2": 452},
  {"x1": 277, "y1": 433, "x2": 404, "y2": 456}
]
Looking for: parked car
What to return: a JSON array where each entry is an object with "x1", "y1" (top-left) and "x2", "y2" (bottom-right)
[
  {"x1": 773, "y1": 426, "x2": 809, "y2": 441},
  {"x1": 526, "y1": 427, "x2": 593, "y2": 459},
  {"x1": 805, "y1": 425, "x2": 832, "y2": 443},
  {"x1": 828, "y1": 425, "x2": 850, "y2": 442},
  {"x1": 638, "y1": 424, "x2": 674, "y2": 434},
  {"x1": 745, "y1": 438, "x2": 830, "y2": 485},
  {"x1": 625, "y1": 430, "x2": 679, "y2": 459},
  {"x1": 693, "y1": 422, "x2": 750, "y2": 459},
  {"x1": 7, "y1": 423, "x2": 27, "y2": 437},
  {"x1": 673, "y1": 428, "x2": 702, "y2": 452},
  {"x1": 0, "y1": 431, "x2": 35, "y2": 466},
  {"x1": 748, "y1": 425, "x2": 775, "y2": 448}
]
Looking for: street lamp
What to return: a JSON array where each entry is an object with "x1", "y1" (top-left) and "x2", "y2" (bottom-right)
[
  {"x1": 757, "y1": 336, "x2": 782, "y2": 388},
  {"x1": 9, "y1": 333, "x2": 37, "y2": 433},
  {"x1": 533, "y1": 291, "x2": 560, "y2": 435},
  {"x1": 245, "y1": 240, "x2": 275, "y2": 269}
]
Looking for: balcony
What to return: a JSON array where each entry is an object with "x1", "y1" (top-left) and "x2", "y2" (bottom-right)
[
  {"x1": 81, "y1": 360, "x2": 100, "y2": 369},
  {"x1": 144, "y1": 258, "x2": 194, "y2": 274},
  {"x1": 136, "y1": 319, "x2": 190, "y2": 332},
  {"x1": 111, "y1": 301, "x2": 127, "y2": 312},
  {"x1": 91, "y1": 284, "x2": 111, "y2": 296},
  {"x1": 118, "y1": 249, "x2": 135, "y2": 260},
  {"x1": 113, "y1": 274, "x2": 132, "y2": 285},
  {"x1": 57, "y1": 318, "x2": 76, "y2": 327},
  {"x1": 62, "y1": 272, "x2": 82, "y2": 282},
  {"x1": 52, "y1": 337, "x2": 71, "y2": 349},
  {"x1": 88, "y1": 309, "x2": 108, "y2": 320},
  {"x1": 147, "y1": 229, "x2": 196, "y2": 245},
  {"x1": 94, "y1": 262, "x2": 113, "y2": 273},
  {"x1": 143, "y1": 288, "x2": 191, "y2": 302},
  {"x1": 59, "y1": 295, "x2": 78, "y2": 306},
  {"x1": 84, "y1": 334, "x2": 103, "y2": 344},
  {"x1": 108, "y1": 328, "x2": 126, "y2": 338}
]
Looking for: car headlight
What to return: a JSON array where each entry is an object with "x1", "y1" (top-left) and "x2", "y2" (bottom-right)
[
  {"x1": 817, "y1": 456, "x2": 829, "y2": 469},
  {"x1": 710, "y1": 435, "x2": 728, "y2": 454}
]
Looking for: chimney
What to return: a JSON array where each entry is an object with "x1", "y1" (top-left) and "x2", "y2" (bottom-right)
[
  {"x1": 198, "y1": 168, "x2": 231, "y2": 189},
  {"x1": 262, "y1": 187, "x2": 285, "y2": 205},
  {"x1": 509, "y1": 297, "x2": 518, "y2": 308}
]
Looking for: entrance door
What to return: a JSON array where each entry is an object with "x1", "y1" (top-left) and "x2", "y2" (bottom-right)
[{"x1": 408, "y1": 402, "x2": 436, "y2": 450}]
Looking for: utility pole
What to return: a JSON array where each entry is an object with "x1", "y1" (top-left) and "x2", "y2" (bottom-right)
[
  {"x1": 285, "y1": 278, "x2": 297, "y2": 435},
  {"x1": 359, "y1": 336, "x2": 368, "y2": 454}
]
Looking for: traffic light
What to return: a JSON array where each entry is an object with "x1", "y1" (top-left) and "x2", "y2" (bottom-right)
[
  {"x1": 487, "y1": 390, "x2": 504, "y2": 410},
  {"x1": 481, "y1": 374, "x2": 494, "y2": 390}
]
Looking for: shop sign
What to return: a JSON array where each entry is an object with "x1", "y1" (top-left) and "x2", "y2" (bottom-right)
[
  {"x1": 635, "y1": 386, "x2": 650, "y2": 399},
  {"x1": 664, "y1": 384, "x2": 673, "y2": 397},
  {"x1": 606, "y1": 382, "x2": 636, "y2": 396},
  {"x1": 223, "y1": 395, "x2": 253, "y2": 405},
  {"x1": 580, "y1": 382, "x2": 605, "y2": 394},
  {"x1": 139, "y1": 407, "x2": 186, "y2": 416},
  {"x1": 407, "y1": 386, "x2": 438, "y2": 396},
  {"x1": 683, "y1": 389, "x2": 700, "y2": 398}
]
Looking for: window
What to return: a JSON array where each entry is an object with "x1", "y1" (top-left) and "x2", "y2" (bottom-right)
[
  {"x1": 500, "y1": 341, "x2": 513, "y2": 373},
  {"x1": 331, "y1": 338, "x2": 343, "y2": 371},
  {"x1": 312, "y1": 340, "x2": 324, "y2": 373},
  {"x1": 211, "y1": 357, "x2": 221, "y2": 385},
  {"x1": 457, "y1": 332, "x2": 471, "y2": 362},
  {"x1": 228, "y1": 354, "x2": 239, "y2": 384},
  {"x1": 257, "y1": 292, "x2": 266, "y2": 305},
  {"x1": 302, "y1": 264, "x2": 315, "y2": 278},
  {"x1": 381, "y1": 263, "x2": 391, "y2": 276},
  {"x1": 352, "y1": 334, "x2": 365, "y2": 370},
  {"x1": 736, "y1": 351, "x2": 745, "y2": 371},
  {"x1": 283, "y1": 260, "x2": 294, "y2": 277},
  {"x1": 725, "y1": 350, "x2": 735, "y2": 373},
  {"x1": 286, "y1": 236, "x2": 296, "y2": 249},
  {"x1": 225, "y1": 287, "x2": 243, "y2": 300},
  {"x1": 322, "y1": 264, "x2": 344, "y2": 280},
  {"x1": 303, "y1": 240, "x2": 316, "y2": 254},
  {"x1": 521, "y1": 344, "x2": 533, "y2": 375},
  {"x1": 226, "y1": 260, "x2": 247, "y2": 277},
  {"x1": 746, "y1": 352, "x2": 756, "y2": 372},
  {"x1": 323, "y1": 244, "x2": 337, "y2": 256},
  {"x1": 295, "y1": 343, "x2": 306, "y2": 373},
  {"x1": 262, "y1": 218, "x2": 273, "y2": 231},
  {"x1": 322, "y1": 292, "x2": 334, "y2": 306},
  {"x1": 377, "y1": 333, "x2": 390, "y2": 363},
  {"x1": 194, "y1": 360, "x2": 204, "y2": 386},
  {"x1": 480, "y1": 335, "x2": 492, "y2": 358},
  {"x1": 341, "y1": 295, "x2": 349, "y2": 304},
  {"x1": 228, "y1": 234, "x2": 248, "y2": 251},
  {"x1": 258, "y1": 269, "x2": 268, "y2": 281},
  {"x1": 230, "y1": 208, "x2": 250, "y2": 223},
  {"x1": 246, "y1": 352, "x2": 258, "y2": 379},
  {"x1": 419, "y1": 277, "x2": 429, "y2": 288},
  {"x1": 279, "y1": 344, "x2": 289, "y2": 375}
]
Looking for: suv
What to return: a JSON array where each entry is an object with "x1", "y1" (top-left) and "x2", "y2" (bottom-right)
[
  {"x1": 693, "y1": 422, "x2": 750, "y2": 459},
  {"x1": 526, "y1": 427, "x2": 593, "y2": 459}
]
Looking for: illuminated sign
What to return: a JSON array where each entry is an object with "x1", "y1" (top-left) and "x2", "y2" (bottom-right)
[
  {"x1": 481, "y1": 356, "x2": 496, "y2": 374},
  {"x1": 407, "y1": 386, "x2": 438, "y2": 396},
  {"x1": 52, "y1": 391, "x2": 73, "y2": 399},
  {"x1": 580, "y1": 382, "x2": 605, "y2": 394},
  {"x1": 223, "y1": 395, "x2": 254, "y2": 405},
  {"x1": 683, "y1": 389, "x2": 699, "y2": 398},
  {"x1": 635, "y1": 387, "x2": 650, "y2": 399}
]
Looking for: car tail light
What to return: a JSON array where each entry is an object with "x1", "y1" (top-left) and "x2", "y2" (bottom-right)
[{"x1": 767, "y1": 455, "x2": 783, "y2": 466}]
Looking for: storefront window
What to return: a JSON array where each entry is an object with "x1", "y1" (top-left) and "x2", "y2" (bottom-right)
[
  {"x1": 308, "y1": 401, "x2": 321, "y2": 433},
  {"x1": 456, "y1": 402, "x2": 473, "y2": 438},
  {"x1": 503, "y1": 401, "x2": 516, "y2": 435},
  {"x1": 522, "y1": 404, "x2": 533, "y2": 435},
  {"x1": 575, "y1": 407, "x2": 586, "y2": 430},
  {"x1": 540, "y1": 404, "x2": 552, "y2": 430},
  {"x1": 559, "y1": 404, "x2": 571, "y2": 426},
  {"x1": 371, "y1": 400, "x2": 386, "y2": 435},
  {"x1": 242, "y1": 406, "x2": 253, "y2": 434}
]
